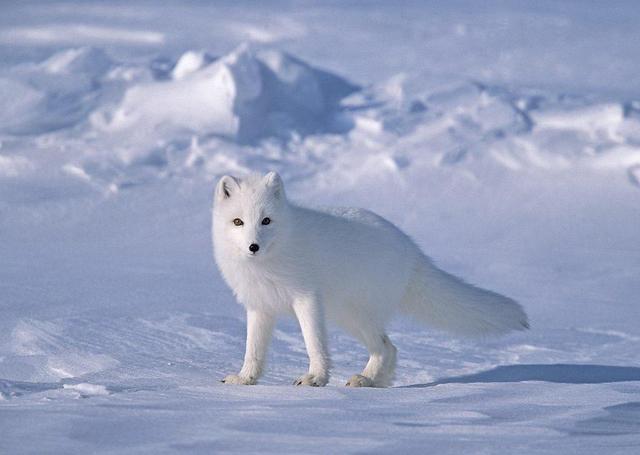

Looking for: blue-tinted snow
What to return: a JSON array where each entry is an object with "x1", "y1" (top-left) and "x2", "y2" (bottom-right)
[{"x1": 1, "y1": 1, "x2": 640, "y2": 453}]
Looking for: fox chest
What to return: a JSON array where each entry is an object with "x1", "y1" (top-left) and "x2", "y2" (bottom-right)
[{"x1": 221, "y1": 261, "x2": 307, "y2": 313}]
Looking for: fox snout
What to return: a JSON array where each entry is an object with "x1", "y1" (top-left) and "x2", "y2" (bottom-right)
[{"x1": 249, "y1": 243, "x2": 260, "y2": 254}]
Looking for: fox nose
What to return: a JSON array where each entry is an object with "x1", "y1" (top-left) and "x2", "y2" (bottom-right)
[{"x1": 249, "y1": 243, "x2": 260, "y2": 253}]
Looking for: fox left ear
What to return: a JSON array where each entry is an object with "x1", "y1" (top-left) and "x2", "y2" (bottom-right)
[
  {"x1": 264, "y1": 171, "x2": 284, "y2": 199},
  {"x1": 216, "y1": 175, "x2": 240, "y2": 201}
]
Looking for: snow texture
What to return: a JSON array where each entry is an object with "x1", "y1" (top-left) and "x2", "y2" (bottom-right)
[{"x1": 1, "y1": 1, "x2": 640, "y2": 453}]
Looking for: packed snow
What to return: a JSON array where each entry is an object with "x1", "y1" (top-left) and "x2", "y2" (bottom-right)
[{"x1": 1, "y1": 1, "x2": 639, "y2": 453}]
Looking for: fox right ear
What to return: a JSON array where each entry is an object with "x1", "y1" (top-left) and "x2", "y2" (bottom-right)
[
  {"x1": 216, "y1": 175, "x2": 240, "y2": 201},
  {"x1": 263, "y1": 171, "x2": 284, "y2": 199}
]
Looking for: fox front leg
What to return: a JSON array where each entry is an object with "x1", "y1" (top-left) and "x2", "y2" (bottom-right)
[
  {"x1": 222, "y1": 309, "x2": 275, "y2": 385},
  {"x1": 292, "y1": 295, "x2": 330, "y2": 386}
]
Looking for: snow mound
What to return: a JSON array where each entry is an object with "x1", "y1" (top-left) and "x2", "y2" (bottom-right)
[
  {"x1": 2, "y1": 45, "x2": 639, "y2": 196},
  {"x1": 347, "y1": 75, "x2": 640, "y2": 178},
  {"x1": 0, "y1": 47, "x2": 114, "y2": 135},
  {"x1": 39, "y1": 47, "x2": 112, "y2": 76},
  {"x1": 0, "y1": 79, "x2": 45, "y2": 134},
  {"x1": 92, "y1": 44, "x2": 359, "y2": 142}
]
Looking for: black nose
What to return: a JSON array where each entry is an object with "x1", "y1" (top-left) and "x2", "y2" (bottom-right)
[{"x1": 249, "y1": 243, "x2": 260, "y2": 253}]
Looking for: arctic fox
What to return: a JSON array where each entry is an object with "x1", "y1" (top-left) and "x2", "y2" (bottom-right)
[{"x1": 213, "y1": 172, "x2": 528, "y2": 388}]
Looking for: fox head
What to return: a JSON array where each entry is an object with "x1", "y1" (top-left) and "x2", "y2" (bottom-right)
[{"x1": 213, "y1": 171, "x2": 290, "y2": 260}]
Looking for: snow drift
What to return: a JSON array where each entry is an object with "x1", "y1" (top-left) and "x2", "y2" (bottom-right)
[
  {"x1": 0, "y1": 47, "x2": 112, "y2": 135},
  {"x1": 92, "y1": 44, "x2": 359, "y2": 142}
]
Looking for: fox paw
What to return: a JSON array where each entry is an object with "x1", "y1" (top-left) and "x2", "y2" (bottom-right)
[
  {"x1": 345, "y1": 374, "x2": 376, "y2": 387},
  {"x1": 221, "y1": 374, "x2": 256, "y2": 385},
  {"x1": 293, "y1": 373, "x2": 328, "y2": 387}
]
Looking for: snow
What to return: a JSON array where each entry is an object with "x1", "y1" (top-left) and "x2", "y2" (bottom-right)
[
  {"x1": 92, "y1": 44, "x2": 356, "y2": 143},
  {"x1": 62, "y1": 383, "x2": 110, "y2": 397},
  {"x1": 1, "y1": 1, "x2": 640, "y2": 453}
]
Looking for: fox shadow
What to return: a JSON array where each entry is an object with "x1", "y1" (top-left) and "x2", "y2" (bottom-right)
[{"x1": 403, "y1": 364, "x2": 640, "y2": 388}]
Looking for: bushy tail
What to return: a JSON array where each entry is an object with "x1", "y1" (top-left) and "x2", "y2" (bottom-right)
[{"x1": 400, "y1": 257, "x2": 529, "y2": 337}]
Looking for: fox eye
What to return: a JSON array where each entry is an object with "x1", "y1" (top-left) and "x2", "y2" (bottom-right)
[
  {"x1": 233, "y1": 218, "x2": 244, "y2": 226},
  {"x1": 261, "y1": 217, "x2": 271, "y2": 225}
]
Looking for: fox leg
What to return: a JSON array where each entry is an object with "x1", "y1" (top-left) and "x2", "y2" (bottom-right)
[
  {"x1": 222, "y1": 309, "x2": 274, "y2": 385},
  {"x1": 292, "y1": 296, "x2": 330, "y2": 386},
  {"x1": 346, "y1": 332, "x2": 397, "y2": 388}
]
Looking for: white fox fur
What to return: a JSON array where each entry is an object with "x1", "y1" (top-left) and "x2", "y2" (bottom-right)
[{"x1": 213, "y1": 172, "x2": 529, "y2": 387}]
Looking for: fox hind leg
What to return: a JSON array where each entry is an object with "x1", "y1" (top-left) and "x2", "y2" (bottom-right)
[{"x1": 346, "y1": 331, "x2": 397, "y2": 388}]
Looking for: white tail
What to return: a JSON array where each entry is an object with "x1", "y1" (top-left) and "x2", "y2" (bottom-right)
[{"x1": 401, "y1": 257, "x2": 529, "y2": 337}]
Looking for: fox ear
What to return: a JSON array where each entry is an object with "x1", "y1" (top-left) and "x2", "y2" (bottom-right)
[
  {"x1": 264, "y1": 171, "x2": 284, "y2": 199},
  {"x1": 216, "y1": 175, "x2": 240, "y2": 201}
]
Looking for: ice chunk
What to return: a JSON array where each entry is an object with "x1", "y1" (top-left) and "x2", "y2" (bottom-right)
[
  {"x1": 172, "y1": 50, "x2": 215, "y2": 80},
  {"x1": 63, "y1": 383, "x2": 110, "y2": 397}
]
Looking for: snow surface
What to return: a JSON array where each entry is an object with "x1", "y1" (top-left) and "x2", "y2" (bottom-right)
[{"x1": 1, "y1": 1, "x2": 640, "y2": 453}]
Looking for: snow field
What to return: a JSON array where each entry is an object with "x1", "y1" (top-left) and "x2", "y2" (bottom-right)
[{"x1": 1, "y1": 1, "x2": 640, "y2": 453}]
